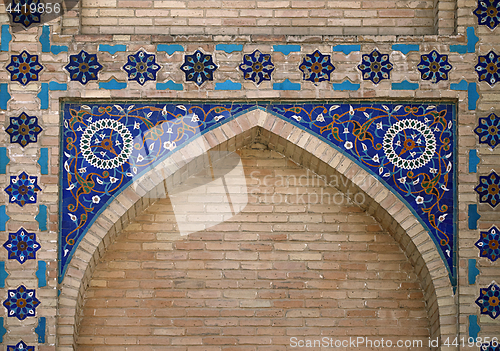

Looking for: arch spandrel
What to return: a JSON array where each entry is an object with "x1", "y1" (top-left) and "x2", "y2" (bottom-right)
[{"x1": 57, "y1": 102, "x2": 457, "y2": 348}]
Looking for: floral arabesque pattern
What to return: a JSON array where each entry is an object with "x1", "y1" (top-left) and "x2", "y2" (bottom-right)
[
  {"x1": 8, "y1": 0, "x2": 41, "y2": 28},
  {"x1": 65, "y1": 50, "x2": 103, "y2": 85},
  {"x1": 4, "y1": 172, "x2": 42, "y2": 207},
  {"x1": 299, "y1": 50, "x2": 335, "y2": 84},
  {"x1": 475, "y1": 171, "x2": 500, "y2": 208},
  {"x1": 476, "y1": 51, "x2": 500, "y2": 86},
  {"x1": 476, "y1": 282, "x2": 500, "y2": 319},
  {"x1": 357, "y1": 50, "x2": 393, "y2": 84},
  {"x1": 474, "y1": 0, "x2": 500, "y2": 30},
  {"x1": 60, "y1": 102, "x2": 456, "y2": 287},
  {"x1": 6, "y1": 50, "x2": 42, "y2": 86},
  {"x1": 123, "y1": 50, "x2": 161, "y2": 85},
  {"x1": 476, "y1": 226, "x2": 500, "y2": 262},
  {"x1": 5, "y1": 112, "x2": 43, "y2": 147},
  {"x1": 417, "y1": 50, "x2": 452, "y2": 84},
  {"x1": 239, "y1": 50, "x2": 275, "y2": 85},
  {"x1": 3, "y1": 228, "x2": 40, "y2": 264},
  {"x1": 3, "y1": 285, "x2": 40, "y2": 320},
  {"x1": 475, "y1": 113, "x2": 500, "y2": 149},
  {"x1": 180, "y1": 50, "x2": 217, "y2": 86}
]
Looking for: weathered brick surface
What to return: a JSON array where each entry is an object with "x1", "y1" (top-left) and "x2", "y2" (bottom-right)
[{"x1": 77, "y1": 147, "x2": 430, "y2": 349}]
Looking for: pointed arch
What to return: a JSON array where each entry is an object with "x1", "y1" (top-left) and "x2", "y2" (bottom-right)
[{"x1": 57, "y1": 108, "x2": 456, "y2": 350}]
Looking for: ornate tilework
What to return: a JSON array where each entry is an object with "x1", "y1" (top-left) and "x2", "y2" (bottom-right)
[
  {"x1": 476, "y1": 282, "x2": 500, "y2": 319},
  {"x1": 64, "y1": 50, "x2": 103, "y2": 85},
  {"x1": 6, "y1": 50, "x2": 42, "y2": 86},
  {"x1": 3, "y1": 228, "x2": 40, "y2": 264},
  {"x1": 239, "y1": 50, "x2": 275, "y2": 85},
  {"x1": 475, "y1": 171, "x2": 500, "y2": 208},
  {"x1": 480, "y1": 343, "x2": 500, "y2": 351},
  {"x1": 7, "y1": 341, "x2": 34, "y2": 351},
  {"x1": 417, "y1": 50, "x2": 452, "y2": 84},
  {"x1": 475, "y1": 113, "x2": 500, "y2": 148},
  {"x1": 8, "y1": 0, "x2": 41, "y2": 28},
  {"x1": 476, "y1": 226, "x2": 500, "y2": 262},
  {"x1": 180, "y1": 50, "x2": 217, "y2": 86},
  {"x1": 123, "y1": 50, "x2": 160, "y2": 86},
  {"x1": 476, "y1": 51, "x2": 500, "y2": 86},
  {"x1": 60, "y1": 102, "x2": 456, "y2": 286},
  {"x1": 3, "y1": 285, "x2": 40, "y2": 320},
  {"x1": 299, "y1": 50, "x2": 335, "y2": 84},
  {"x1": 357, "y1": 50, "x2": 393, "y2": 84},
  {"x1": 6, "y1": 112, "x2": 42, "y2": 147},
  {"x1": 474, "y1": 0, "x2": 500, "y2": 30},
  {"x1": 4, "y1": 172, "x2": 41, "y2": 207}
]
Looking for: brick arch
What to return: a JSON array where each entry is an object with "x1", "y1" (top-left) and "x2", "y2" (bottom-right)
[{"x1": 57, "y1": 108, "x2": 456, "y2": 350}]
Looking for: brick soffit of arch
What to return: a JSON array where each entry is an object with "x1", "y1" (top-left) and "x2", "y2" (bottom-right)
[{"x1": 56, "y1": 108, "x2": 457, "y2": 350}]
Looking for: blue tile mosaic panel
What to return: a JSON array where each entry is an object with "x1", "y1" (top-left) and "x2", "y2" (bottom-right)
[
  {"x1": 59, "y1": 101, "x2": 456, "y2": 285},
  {"x1": 474, "y1": 0, "x2": 500, "y2": 30},
  {"x1": 474, "y1": 113, "x2": 500, "y2": 148},
  {"x1": 3, "y1": 228, "x2": 41, "y2": 264},
  {"x1": 239, "y1": 50, "x2": 275, "y2": 85},
  {"x1": 476, "y1": 51, "x2": 500, "y2": 86},
  {"x1": 475, "y1": 226, "x2": 500, "y2": 262},
  {"x1": 6, "y1": 112, "x2": 42, "y2": 147},
  {"x1": 7, "y1": 341, "x2": 34, "y2": 351},
  {"x1": 357, "y1": 50, "x2": 393, "y2": 84},
  {"x1": 475, "y1": 171, "x2": 500, "y2": 207},
  {"x1": 3, "y1": 285, "x2": 40, "y2": 320},
  {"x1": 180, "y1": 50, "x2": 217, "y2": 86},
  {"x1": 476, "y1": 282, "x2": 500, "y2": 319},
  {"x1": 417, "y1": 50, "x2": 452, "y2": 84},
  {"x1": 64, "y1": 50, "x2": 103, "y2": 85},
  {"x1": 6, "y1": 51, "x2": 42, "y2": 86},
  {"x1": 299, "y1": 50, "x2": 335, "y2": 84}
]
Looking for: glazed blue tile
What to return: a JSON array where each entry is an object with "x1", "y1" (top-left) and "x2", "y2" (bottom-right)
[
  {"x1": 216, "y1": 44, "x2": 243, "y2": 54},
  {"x1": 468, "y1": 83, "x2": 479, "y2": 110},
  {"x1": 65, "y1": 50, "x2": 103, "y2": 85},
  {"x1": 6, "y1": 112, "x2": 43, "y2": 147},
  {"x1": 6, "y1": 51, "x2": 43, "y2": 86},
  {"x1": 450, "y1": 79, "x2": 468, "y2": 90},
  {"x1": 157, "y1": 44, "x2": 184, "y2": 55},
  {"x1": 123, "y1": 50, "x2": 161, "y2": 85},
  {"x1": 156, "y1": 81, "x2": 183, "y2": 90},
  {"x1": 475, "y1": 113, "x2": 500, "y2": 148},
  {"x1": 0, "y1": 147, "x2": 9, "y2": 174},
  {"x1": 1, "y1": 25, "x2": 12, "y2": 51},
  {"x1": 36, "y1": 261, "x2": 47, "y2": 287},
  {"x1": 5, "y1": 172, "x2": 42, "y2": 207},
  {"x1": 475, "y1": 171, "x2": 500, "y2": 207},
  {"x1": 468, "y1": 259, "x2": 480, "y2": 284},
  {"x1": 476, "y1": 51, "x2": 500, "y2": 86},
  {"x1": 51, "y1": 45, "x2": 68, "y2": 55},
  {"x1": 99, "y1": 44, "x2": 126, "y2": 55},
  {"x1": 0, "y1": 83, "x2": 10, "y2": 110},
  {"x1": 417, "y1": 50, "x2": 452, "y2": 83},
  {"x1": 49, "y1": 81, "x2": 67, "y2": 90},
  {"x1": 59, "y1": 101, "x2": 457, "y2": 287},
  {"x1": 3, "y1": 228, "x2": 40, "y2": 264},
  {"x1": 468, "y1": 315, "x2": 480, "y2": 341},
  {"x1": 468, "y1": 204, "x2": 481, "y2": 230},
  {"x1": 99, "y1": 78, "x2": 127, "y2": 90},
  {"x1": 475, "y1": 226, "x2": 500, "y2": 262},
  {"x1": 273, "y1": 79, "x2": 300, "y2": 90},
  {"x1": 181, "y1": 50, "x2": 217, "y2": 86},
  {"x1": 392, "y1": 80, "x2": 419, "y2": 90},
  {"x1": 474, "y1": 0, "x2": 500, "y2": 30},
  {"x1": 7, "y1": 341, "x2": 34, "y2": 351},
  {"x1": 273, "y1": 45, "x2": 301, "y2": 55},
  {"x1": 450, "y1": 44, "x2": 467, "y2": 54},
  {"x1": 35, "y1": 205, "x2": 47, "y2": 232},
  {"x1": 332, "y1": 80, "x2": 360, "y2": 91},
  {"x1": 35, "y1": 317, "x2": 46, "y2": 343},
  {"x1": 40, "y1": 26, "x2": 50, "y2": 52},
  {"x1": 215, "y1": 80, "x2": 242, "y2": 90},
  {"x1": 476, "y1": 282, "x2": 500, "y2": 319},
  {"x1": 467, "y1": 27, "x2": 479, "y2": 53},
  {"x1": 0, "y1": 262, "x2": 8, "y2": 288},
  {"x1": 38, "y1": 83, "x2": 48, "y2": 109},
  {"x1": 0, "y1": 317, "x2": 5, "y2": 342},
  {"x1": 38, "y1": 148, "x2": 48, "y2": 175},
  {"x1": 332, "y1": 44, "x2": 360, "y2": 55},
  {"x1": 9, "y1": 0, "x2": 41, "y2": 28},
  {"x1": 392, "y1": 44, "x2": 419, "y2": 55},
  {"x1": 469, "y1": 149, "x2": 480, "y2": 172},
  {"x1": 240, "y1": 50, "x2": 275, "y2": 85},
  {"x1": 0, "y1": 206, "x2": 9, "y2": 231},
  {"x1": 358, "y1": 50, "x2": 393, "y2": 84},
  {"x1": 299, "y1": 50, "x2": 335, "y2": 84},
  {"x1": 3, "y1": 285, "x2": 40, "y2": 320}
]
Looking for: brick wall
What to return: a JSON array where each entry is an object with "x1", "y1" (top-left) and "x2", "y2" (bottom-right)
[
  {"x1": 79, "y1": 0, "x2": 437, "y2": 36},
  {"x1": 77, "y1": 147, "x2": 430, "y2": 349}
]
